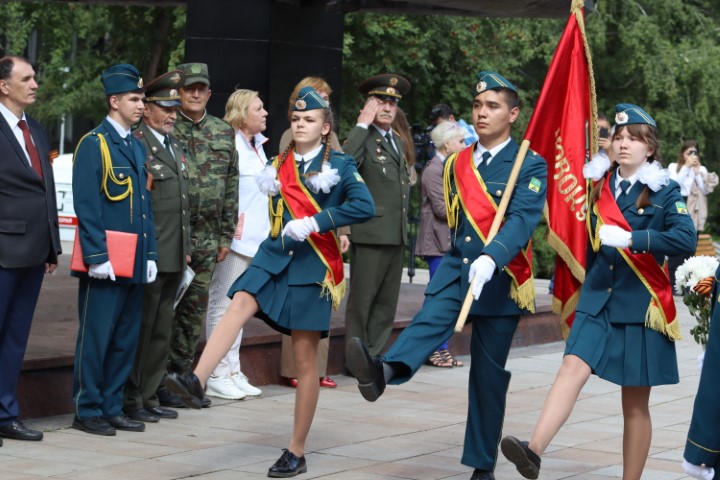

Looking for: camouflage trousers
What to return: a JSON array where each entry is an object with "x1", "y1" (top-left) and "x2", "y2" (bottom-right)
[{"x1": 168, "y1": 241, "x2": 218, "y2": 373}]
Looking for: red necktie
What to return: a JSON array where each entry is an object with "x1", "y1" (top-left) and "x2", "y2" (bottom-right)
[{"x1": 18, "y1": 120, "x2": 43, "y2": 179}]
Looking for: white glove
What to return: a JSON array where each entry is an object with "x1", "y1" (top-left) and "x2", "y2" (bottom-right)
[
  {"x1": 682, "y1": 459, "x2": 714, "y2": 480},
  {"x1": 88, "y1": 261, "x2": 116, "y2": 281},
  {"x1": 468, "y1": 255, "x2": 496, "y2": 300},
  {"x1": 599, "y1": 224, "x2": 632, "y2": 249},
  {"x1": 282, "y1": 216, "x2": 319, "y2": 241},
  {"x1": 147, "y1": 260, "x2": 158, "y2": 283}
]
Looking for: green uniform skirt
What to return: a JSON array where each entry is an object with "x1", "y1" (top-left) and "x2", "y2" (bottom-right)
[
  {"x1": 565, "y1": 309, "x2": 679, "y2": 387},
  {"x1": 228, "y1": 265, "x2": 331, "y2": 338}
]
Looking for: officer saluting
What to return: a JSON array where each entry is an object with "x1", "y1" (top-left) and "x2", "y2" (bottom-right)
[
  {"x1": 71, "y1": 64, "x2": 158, "y2": 436},
  {"x1": 124, "y1": 70, "x2": 191, "y2": 423},
  {"x1": 344, "y1": 73, "x2": 412, "y2": 357}
]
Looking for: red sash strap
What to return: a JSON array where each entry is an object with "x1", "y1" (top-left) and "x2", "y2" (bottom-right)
[
  {"x1": 452, "y1": 146, "x2": 535, "y2": 312},
  {"x1": 592, "y1": 176, "x2": 680, "y2": 339},
  {"x1": 274, "y1": 152, "x2": 345, "y2": 308}
]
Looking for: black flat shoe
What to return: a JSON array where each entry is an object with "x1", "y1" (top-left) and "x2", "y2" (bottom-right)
[
  {"x1": 470, "y1": 469, "x2": 495, "y2": 480},
  {"x1": 500, "y1": 436, "x2": 541, "y2": 479},
  {"x1": 127, "y1": 409, "x2": 160, "y2": 423},
  {"x1": 106, "y1": 415, "x2": 145, "y2": 432},
  {"x1": 268, "y1": 449, "x2": 307, "y2": 478},
  {"x1": 72, "y1": 416, "x2": 116, "y2": 436},
  {"x1": 202, "y1": 395, "x2": 212, "y2": 408},
  {"x1": 0, "y1": 420, "x2": 43, "y2": 441},
  {"x1": 157, "y1": 388, "x2": 186, "y2": 408},
  {"x1": 345, "y1": 337, "x2": 386, "y2": 402},
  {"x1": 146, "y1": 406, "x2": 178, "y2": 419},
  {"x1": 164, "y1": 371, "x2": 204, "y2": 409}
]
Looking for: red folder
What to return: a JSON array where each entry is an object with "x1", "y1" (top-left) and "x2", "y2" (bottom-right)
[{"x1": 71, "y1": 230, "x2": 138, "y2": 278}]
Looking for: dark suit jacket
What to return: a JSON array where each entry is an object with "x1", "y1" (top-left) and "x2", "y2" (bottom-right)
[
  {"x1": 344, "y1": 124, "x2": 410, "y2": 245},
  {"x1": 0, "y1": 111, "x2": 61, "y2": 268},
  {"x1": 134, "y1": 122, "x2": 191, "y2": 272}
]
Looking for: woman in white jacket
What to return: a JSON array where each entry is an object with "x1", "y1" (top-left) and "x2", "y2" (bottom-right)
[{"x1": 668, "y1": 140, "x2": 718, "y2": 231}]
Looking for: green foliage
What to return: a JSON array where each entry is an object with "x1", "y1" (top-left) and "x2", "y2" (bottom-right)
[
  {"x1": 0, "y1": 2, "x2": 186, "y2": 129},
  {"x1": 532, "y1": 221, "x2": 556, "y2": 279}
]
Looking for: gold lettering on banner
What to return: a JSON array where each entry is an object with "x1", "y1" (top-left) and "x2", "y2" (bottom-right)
[{"x1": 553, "y1": 129, "x2": 587, "y2": 221}]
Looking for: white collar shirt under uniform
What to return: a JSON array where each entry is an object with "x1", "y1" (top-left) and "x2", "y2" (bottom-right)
[
  {"x1": 614, "y1": 173, "x2": 638, "y2": 199},
  {"x1": 232, "y1": 131, "x2": 270, "y2": 257},
  {"x1": 473, "y1": 137, "x2": 511, "y2": 168},
  {"x1": 294, "y1": 144, "x2": 323, "y2": 173}
]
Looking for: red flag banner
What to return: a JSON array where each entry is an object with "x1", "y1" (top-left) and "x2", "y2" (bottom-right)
[{"x1": 523, "y1": 0, "x2": 597, "y2": 337}]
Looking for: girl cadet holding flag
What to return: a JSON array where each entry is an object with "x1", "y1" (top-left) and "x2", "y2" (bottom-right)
[
  {"x1": 165, "y1": 86, "x2": 374, "y2": 478},
  {"x1": 501, "y1": 104, "x2": 696, "y2": 480}
]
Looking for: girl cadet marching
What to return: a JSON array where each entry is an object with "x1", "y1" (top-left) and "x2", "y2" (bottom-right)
[
  {"x1": 501, "y1": 104, "x2": 696, "y2": 480},
  {"x1": 165, "y1": 86, "x2": 374, "y2": 478}
]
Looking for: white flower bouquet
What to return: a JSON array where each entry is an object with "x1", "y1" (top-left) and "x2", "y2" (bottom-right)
[{"x1": 675, "y1": 255, "x2": 718, "y2": 349}]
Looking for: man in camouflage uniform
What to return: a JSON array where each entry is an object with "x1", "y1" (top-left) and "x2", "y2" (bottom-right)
[{"x1": 162, "y1": 62, "x2": 238, "y2": 407}]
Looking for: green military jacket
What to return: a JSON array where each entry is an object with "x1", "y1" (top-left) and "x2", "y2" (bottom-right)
[
  {"x1": 133, "y1": 122, "x2": 191, "y2": 272},
  {"x1": 344, "y1": 124, "x2": 410, "y2": 245},
  {"x1": 173, "y1": 111, "x2": 238, "y2": 251}
]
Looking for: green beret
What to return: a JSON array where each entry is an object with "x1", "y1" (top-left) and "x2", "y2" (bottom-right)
[
  {"x1": 292, "y1": 86, "x2": 329, "y2": 112},
  {"x1": 144, "y1": 70, "x2": 184, "y2": 107},
  {"x1": 474, "y1": 71, "x2": 517, "y2": 96},
  {"x1": 358, "y1": 73, "x2": 411, "y2": 101},
  {"x1": 614, "y1": 103, "x2": 656, "y2": 128},
  {"x1": 176, "y1": 62, "x2": 209, "y2": 86},
  {"x1": 101, "y1": 64, "x2": 144, "y2": 96}
]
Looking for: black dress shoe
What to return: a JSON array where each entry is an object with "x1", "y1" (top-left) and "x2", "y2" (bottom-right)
[
  {"x1": 157, "y1": 388, "x2": 186, "y2": 408},
  {"x1": 500, "y1": 436, "x2": 541, "y2": 479},
  {"x1": 127, "y1": 409, "x2": 160, "y2": 423},
  {"x1": 72, "y1": 416, "x2": 116, "y2": 436},
  {"x1": 268, "y1": 448, "x2": 307, "y2": 478},
  {"x1": 106, "y1": 415, "x2": 146, "y2": 432},
  {"x1": 470, "y1": 469, "x2": 495, "y2": 480},
  {"x1": 345, "y1": 337, "x2": 386, "y2": 402},
  {"x1": 145, "y1": 406, "x2": 178, "y2": 419},
  {"x1": 0, "y1": 420, "x2": 43, "y2": 441},
  {"x1": 164, "y1": 371, "x2": 205, "y2": 409}
]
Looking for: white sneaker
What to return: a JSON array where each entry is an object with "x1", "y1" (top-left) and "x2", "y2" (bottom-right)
[
  {"x1": 206, "y1": 375, "x2": 247, "y2": 400},
  {"x1": 232, "y1": 372, "x2": 262, "y2": 397}
]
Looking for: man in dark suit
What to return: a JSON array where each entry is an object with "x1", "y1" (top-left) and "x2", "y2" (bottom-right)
[
  {"x1": 124, "y1": 70, "x2": 191, "y2": 423},
  {"x1": 0, "y1": 55, "x2": 61, "y2": 445},
  {"x1": 344, "y1": 73, "x2": 412, "y2": 356},
  {"x1": 71, "y1": 64, "x2": 157, "y2": 436},
  {"x1": 347, "y1": 72, "x2": 548, "y2": 480}
]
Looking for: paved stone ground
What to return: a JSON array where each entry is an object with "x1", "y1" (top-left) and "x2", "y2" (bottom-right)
[{"x1": 1, "y1": 282, "x2": 703, "y2": 480}]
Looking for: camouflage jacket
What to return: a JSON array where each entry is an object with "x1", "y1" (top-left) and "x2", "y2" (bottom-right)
[{"x1": 174, "y1": 111, "x2": 238, "y2": 250}]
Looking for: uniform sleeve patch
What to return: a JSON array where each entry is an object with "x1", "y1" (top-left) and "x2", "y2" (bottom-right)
[
  {"x1": 528, "y1": 177, "x2": 541, "y2": 193},
  {"x1": 354, "y1": 172, "x2": 365, "y2": 183},
  {"x1": 676, "y1": 201, "x2": 688, "y2": 214}
]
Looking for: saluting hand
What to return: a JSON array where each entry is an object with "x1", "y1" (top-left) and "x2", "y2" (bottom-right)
[{"x1": 357, "y1": 97, "x2": 380, "y2": 126}]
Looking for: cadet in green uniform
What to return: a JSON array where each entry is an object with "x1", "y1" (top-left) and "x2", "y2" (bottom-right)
[
  {"x1": 71, "y1": 64, "x2": 158, "y2": 436},
  {"x1": 167, "y1": 63, "x2": 238, "y2": 403},
  {"x1": 347, "y1": 72, "x2": 548, "y2": 480},
  {"x1": 344, "y1": 73, "x2": 412, "y2": 356},
  {"x1": 501, "y1": 104, "x2": 696, "y2": 480},
  {"x1": 683, "y1": 265, "x2": 720, "y2": 480},
  {"x1": 124, "y1": 70, "x2": 191, "y2": 422}
]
